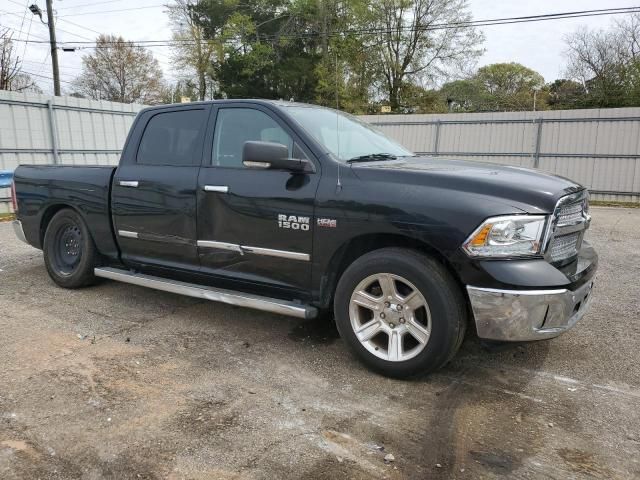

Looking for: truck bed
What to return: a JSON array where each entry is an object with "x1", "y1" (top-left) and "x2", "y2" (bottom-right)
[{"x1": 13, "y1": 165, "x2": 119, "y2": 258}]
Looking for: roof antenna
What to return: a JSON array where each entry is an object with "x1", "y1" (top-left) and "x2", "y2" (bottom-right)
[{"x1": 335, "y1": 51, "x2": 342, "y2": 192}]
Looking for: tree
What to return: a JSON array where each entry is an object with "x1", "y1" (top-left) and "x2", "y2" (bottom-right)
[
  {"x1": 161, "y1": 79, "x2": 199, "y2": 104},
  {"x1": 548, "y1": 79, "x2": 586, "y2": 109},
  {"x1": 564, "y1": 14, "x2": 640, "y2": 107},
  {"x1": 313, "y1": 0, "x2": 378, "y2": 112},
  {"x1": 440, "y1": 78, "x2": 483, "y2": 111},
  {"x1": 369, "y1": 0, "x2": 484, "y2": 112},
  {"x1": 72, "y1": 35, "x2": 165, "y2": 104},
  {"x1": 474, "y1": 63, "x2": 546, "y2": 111},
  {"x1": 168, "y1": 0, "x2": 218, "y2": 101},
  {"x1": 440, "y1": 63, "x2": 546, "y2": 112},
  {"x1": 190, "y1": 0, "x2": 483, "y2": 112},
  {"x1": 0, "y1": 26, "x2": 38, "y2": 92}
]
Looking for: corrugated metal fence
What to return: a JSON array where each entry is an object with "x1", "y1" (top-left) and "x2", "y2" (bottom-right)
[
  {"x1": 361, "y1": 108, "x2": 640, "y2": 203},
  {"x1": 0, "y1": 90, "x2": 143, "y2": 213},
  {"x1": 1, "y1": 92, "x2": 639, "y2": 212}
]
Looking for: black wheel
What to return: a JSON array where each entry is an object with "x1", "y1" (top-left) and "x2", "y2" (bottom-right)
[
  {"x1": 43, "y1": 209, "x2": 100, "y2": 288},
  {"x1": 334, "y1": 248, "x2": 466, "y2": 378}
]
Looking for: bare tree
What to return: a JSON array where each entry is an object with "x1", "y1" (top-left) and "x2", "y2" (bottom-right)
[
  {"x1": 72, "y1": 35, "x2": 165, "y2": 104},
  {"x1": 167, "y1": 0, "x2": 218, "y2": 101},
  {"x1": 615, "y1": 13, "x2": 640, "y2": 61},
  {"x1": 0, "y1": 26, "x2": 38, "y2": 92},
  {"x1": 370, "y1": 0, "x2": 484, "y2": 111}
]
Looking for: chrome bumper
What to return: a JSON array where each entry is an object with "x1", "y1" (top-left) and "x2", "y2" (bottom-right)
[
  {"x1": 12, "y1": 220, "x2": 28, "y2": 244},
  {"x1": 467, "y1": 281, "x2": 594, "y2": 341}
]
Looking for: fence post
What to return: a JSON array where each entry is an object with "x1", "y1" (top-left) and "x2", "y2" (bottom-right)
[
  {"x1": 433, "y1": 120, "x2": 441, "y2": 155},
  {"x1": 533, "y1": 117, "x2": 543, "y2": 168},
  {"x1": 47, "y1": 100, "x2": 60, "y2": 164}
]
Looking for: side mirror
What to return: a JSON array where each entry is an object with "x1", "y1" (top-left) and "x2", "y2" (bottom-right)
[{"x1": 242, "y1": 141, "x2": 312, "y2": 172}]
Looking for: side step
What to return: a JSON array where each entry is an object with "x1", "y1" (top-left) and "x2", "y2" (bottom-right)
[{"x1": 94, "y1": 267, "x2": 317, "y2": 320}]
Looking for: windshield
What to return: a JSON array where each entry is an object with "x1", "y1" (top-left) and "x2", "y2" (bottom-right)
[{"x1": 284, "y1": 105, "x2": 414, "y2": 162}]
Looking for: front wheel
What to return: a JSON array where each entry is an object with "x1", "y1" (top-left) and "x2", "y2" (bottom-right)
[
  {"x1": 43, "y1": 209, "x2": 100, "y2": 288},
  {"x1": 334, "y1": 248, "x2": 466, "y2": 378}
]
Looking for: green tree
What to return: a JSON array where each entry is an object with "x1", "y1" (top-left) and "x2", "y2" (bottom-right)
[
  {"x1": 440, "y1": 78, "x2": 483, "y2": 111},
  {"x1": 193, "y1": 0, "x2": 322, "y2": 102},
  {"x1": 440, "y1": 63, "x2": 547, "y2": 112},
  {"x1": 369, "y1": 0, "x2": 484, "y2": 112},
  {"x1": 474, "y1": 63, "x2": 546, "y2": 111},
  {"x1": 168, "y1": 0, "x2": 219, "y2": 101},
  {"x1": 190, "y1": 0, "x2": 484, "y2": 112},
  {"x1": 548, "y1": 79, "x2": 587, "y2": 110}
]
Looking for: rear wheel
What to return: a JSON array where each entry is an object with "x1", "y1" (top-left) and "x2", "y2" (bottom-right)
[
  {"x1": 334, "y1": 248, "x2": 466, "y2": 378},
  {"x1": 43, "y1": 209, "x2": 100, "y2": 288}
]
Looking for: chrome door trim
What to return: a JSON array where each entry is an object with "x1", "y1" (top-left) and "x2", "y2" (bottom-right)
[
  {"x1": 197, "y1": 240, "x2": 243, "y2": 253},
  {"x1": 203, "y1": 185, "x2": 229, "y2": 193},
  {"x1": 119, "y1": 180, "x2": 139, "y2": 188},
  {"x1": 118, "y1": 230, "x2": 139, "y2": 239},
  {"x1": 240, "y1": 245, "x2": 310, "y2": 261},
  {"x1": 197, "y1": 240, "x2": 310, "y2": 261}
]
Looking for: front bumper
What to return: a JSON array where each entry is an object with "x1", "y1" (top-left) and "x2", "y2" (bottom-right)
[
  {"x1": 12, "y1": 220, "x2": 28, "y2": 244},
  {"x1": 467, "y1": 280, "x2": 594, "y2": 341}
]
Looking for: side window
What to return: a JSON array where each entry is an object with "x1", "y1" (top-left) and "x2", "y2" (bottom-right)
[
  {"x1": 137, "y1": 109, "x2": 206, "y2": 166},
  {"x1": 212, "y1": 108, "x2": 294, "y2": 168}
]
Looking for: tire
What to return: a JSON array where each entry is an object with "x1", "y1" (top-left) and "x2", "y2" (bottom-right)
[
  {"x1": 334, "y1": 248, "x2": 466, "y2": 378},
  {"x1": 43, "y1": 208, "x2": 101, "y2": 288}
]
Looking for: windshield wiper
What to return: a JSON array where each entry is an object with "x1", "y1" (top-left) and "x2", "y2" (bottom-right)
[{"x1": 347, "y1": 153, "x2": 398, "y2": 163}]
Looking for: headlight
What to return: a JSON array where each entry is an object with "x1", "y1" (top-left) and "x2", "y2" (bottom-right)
[{"x1": 462, "y1": 215, "x2": 548, "y2": 258}]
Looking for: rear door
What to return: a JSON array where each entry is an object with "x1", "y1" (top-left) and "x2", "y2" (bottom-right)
[
  {"x1": 112, "y1": 105, "x2": 209, "y2": 270},
  {"x1": 196, "y1": 103, "x2": 320, "y2": 296}
]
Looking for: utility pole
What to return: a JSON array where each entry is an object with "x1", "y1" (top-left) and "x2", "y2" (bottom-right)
[{"x1": 45, "y1": 0, "x2": 61, "y2": 96}]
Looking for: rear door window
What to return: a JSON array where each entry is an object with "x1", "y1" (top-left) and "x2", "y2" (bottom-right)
[{"x1": 137, "y1": 109, "x2": 207, "y2": 166}]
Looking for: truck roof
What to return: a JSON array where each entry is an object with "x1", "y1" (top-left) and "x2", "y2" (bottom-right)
[{"x1": 139, "y1": 99, "x2": 321, "y2": 114}]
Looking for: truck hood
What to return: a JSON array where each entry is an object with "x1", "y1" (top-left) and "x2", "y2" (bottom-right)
[{"x1": 351, "y1": 156, "x2": 584, "y2": 214}]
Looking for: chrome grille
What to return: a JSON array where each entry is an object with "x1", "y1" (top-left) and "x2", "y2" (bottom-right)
[
  {"x1": 545, "y1": 190, "x2": 590, "y2": 264},
  {"x1": 557, "y1": 201, "x2": 584, "y2": 225},
  {"x1": 549, "y1": 232, "x2": 580, "y2": 262}
]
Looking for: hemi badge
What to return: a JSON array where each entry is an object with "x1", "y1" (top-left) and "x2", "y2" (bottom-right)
[{"x1": 317, "y1": 218, "x2": 337, "y2": 228}]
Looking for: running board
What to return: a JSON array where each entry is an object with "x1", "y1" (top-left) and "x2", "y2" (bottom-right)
[{"x1": 94, "y1": 267, "x2": 317, "y2": 320}]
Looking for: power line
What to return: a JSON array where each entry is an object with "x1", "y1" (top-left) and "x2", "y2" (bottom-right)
[
  {"x1": 21, "y1": 69, "x2": 74, "y2": 85},
  {"x1": 14, "y1": 0, "x2": 28, "y2": 37},
  {"x1": 21, "y1": 58, "x2": 82, "y2": 71},
  {"x1": 54, "y1": 17, "x2": 103, "y2": 36},
  {"x1": 21, "y1": 15, "x2": 33, "y2": 58},
  {"x1": 55, "y1": 0, "x2": 136, "y2": 10},
  {"x1": 57, "y1": 4, "x2": 168, "y2": 17},
  {"x1": 2, "y1": 18, "x2": 50, "y2": 42},
  {"x1": 0, "y1": 9, "x2": 94, "y2": 41},
  {"x1": 10, "y1": 6, "x2": 640, "y2": 48}
]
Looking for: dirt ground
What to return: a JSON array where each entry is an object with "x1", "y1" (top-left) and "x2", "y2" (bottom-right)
[{"x1": 0, "y1": 207, "x2": 639, "y2": 479}]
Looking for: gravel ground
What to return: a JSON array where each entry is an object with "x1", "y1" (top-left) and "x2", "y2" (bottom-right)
[{"x1": 0, "y1": 207, "x2": 639, "y2": 479}]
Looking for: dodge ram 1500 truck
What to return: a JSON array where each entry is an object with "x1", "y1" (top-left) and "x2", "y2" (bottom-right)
[{"x1": 11, "y1": 100, "x2": 597, "y2": 377}]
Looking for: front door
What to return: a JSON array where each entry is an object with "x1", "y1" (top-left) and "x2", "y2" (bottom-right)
[
  {"x1": 197, "y1": 104, "x2": 320, "y2": 297},
  {"x1": 112, "y1": 105, "x2": 209, "y2": 270}
]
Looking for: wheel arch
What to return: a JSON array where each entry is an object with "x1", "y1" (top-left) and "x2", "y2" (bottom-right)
[
  {"x1": 318, "y1": 232, "x2": 465, "y2": 310},
  {"x1": 40, "y1": 204, "x2": 86, "y2": 247}
]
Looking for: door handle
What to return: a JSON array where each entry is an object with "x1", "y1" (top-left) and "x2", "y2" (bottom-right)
[
  {"x1": 119, "y1": 180, "x2": 139, "y2": 188},
  {"x1": 204, "y1": 185, "x2": 229, "y2": 193}
]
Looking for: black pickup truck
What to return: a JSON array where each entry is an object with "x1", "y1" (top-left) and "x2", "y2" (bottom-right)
[{"x1": 11, "y1": 100, "x2": 597, "y2": 377}]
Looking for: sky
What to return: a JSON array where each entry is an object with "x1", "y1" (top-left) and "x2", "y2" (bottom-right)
[{"x1": 1, "y1": 0, "x2": 639, "y2": 95}]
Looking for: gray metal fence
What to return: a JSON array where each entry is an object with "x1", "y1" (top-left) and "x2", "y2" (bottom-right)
[
  {"x1": 361, "y1": 108, "x2": 640, "y2": 203},
  {"x1": 1, "y1": 92, "x2": 639, "y2": 213},
  {"x1": 0, "y1": 90, "x2": 143, "y2": 213}
]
